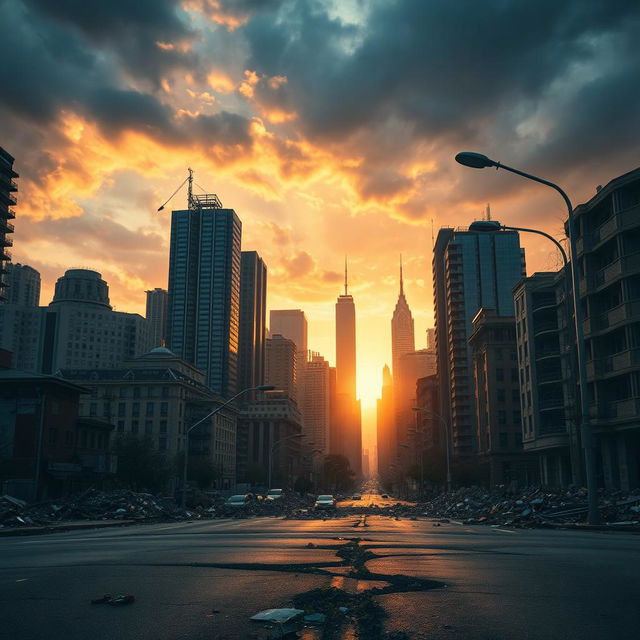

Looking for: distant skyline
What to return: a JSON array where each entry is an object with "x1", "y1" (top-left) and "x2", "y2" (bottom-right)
[{"x1": 2, "y1": 0, "x2": 639, "y2": 408}]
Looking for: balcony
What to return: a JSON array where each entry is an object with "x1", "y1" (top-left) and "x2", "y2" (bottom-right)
[
  {"x1": 591, "y1": 397, "x2": 640, "y2": 421},
  {"x1": 0, "y1": 192, "x2": 17, "y2": 206},
  {"x1": 587, "y1": 348, "x2": 640, "y2": 379},
  {"x1": 5, "y1": 208, "x2": 15, "y2": 219},
  {"x1": 533, "y1": 320, "x2": 558, "y2": 336},
  {"x1": 0, "y1": 219, "x2": 14, "y2": 233},
  {"x1": 1, "y1": 248, "x2": 10, "y2": 261},
  {"x1": 590, "y1": 204, "x2": 640, "y2": 249},
  {"x1": 592, "y1": 251, "x2": 640, "y2": 290}
]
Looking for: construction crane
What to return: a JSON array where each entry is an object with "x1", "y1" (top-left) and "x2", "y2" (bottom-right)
[{"x1": 157, "y1": 168, "x2": 223, "y2": 212}]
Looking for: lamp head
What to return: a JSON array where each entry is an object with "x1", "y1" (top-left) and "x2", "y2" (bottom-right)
[
  {"x1": 455, "y1": 151, "x2": 497, "y2": 169},
  {"x1": 257, "y1": 385, "x2": 276, "y2": 391}
]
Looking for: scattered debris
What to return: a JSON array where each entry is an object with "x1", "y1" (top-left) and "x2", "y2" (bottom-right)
[{"x1": 90, "y1": 594, "x2": 135, "y2": 606}]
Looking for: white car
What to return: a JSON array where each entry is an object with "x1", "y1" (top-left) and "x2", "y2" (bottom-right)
[
  {"x1": 266, "y1": 489, "x2": 284, "y2": 501},
  {"x1": 314, "y1": 495, "x2": 336, "y2": 510}
]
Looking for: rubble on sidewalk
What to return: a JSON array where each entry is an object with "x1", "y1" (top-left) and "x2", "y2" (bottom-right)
[{"x1": 0, "y1": 489, "x2": 218, "y2": 528}]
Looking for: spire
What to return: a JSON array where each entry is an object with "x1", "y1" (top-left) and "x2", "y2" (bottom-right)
[
  {"x1": 399, "y1": 254, "x2": 404, "y2": 296},
  {"x1": 344, "y1": 255, "x2": 348, "y2": 296}
]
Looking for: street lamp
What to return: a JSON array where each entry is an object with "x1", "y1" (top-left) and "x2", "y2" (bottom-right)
[
  {"x1": 268, "y1": 433, "x2": 304, "y2": 489},
  {"x1": 181, "y1": 384, "x2": 275, "y2": 508},
  {"x1": 455, "y1": 151, "x2": 599, "y2": 525},
  {"x1": 412, "y1": 407, "x2": 452, "y2": 492}
]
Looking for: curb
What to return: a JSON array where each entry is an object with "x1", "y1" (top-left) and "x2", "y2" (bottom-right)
[
  {"x1": 540, "y1": 522, "x2": 640, "y2": 533},
  {"x1": 0, "y1": 519, "x2": 139, "y2": 537}
]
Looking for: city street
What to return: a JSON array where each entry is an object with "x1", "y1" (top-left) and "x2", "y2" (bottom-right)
[{"x1": 1, "y1": 497, "x2": 639, "y2": 639}]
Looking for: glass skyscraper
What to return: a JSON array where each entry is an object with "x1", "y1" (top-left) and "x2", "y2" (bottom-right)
[
  {"x1": 433, "y1": 225, "x2": 525, "y2": 461},
  {"x1": 167, "y1": 197, "x2": 242, "y2": 397}
]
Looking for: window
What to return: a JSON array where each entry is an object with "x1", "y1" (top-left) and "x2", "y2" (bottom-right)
[
  {"x1": 499, "y1": 432, "x2": 509, "y2": 449},
  {"x1": 146, "y1": 402, "x2": 154, "y2": 416},
  {"x1": 160, "y1": 420, "x2": 167, "y2": 434},
  {"x1": 160, "y1": 402, "x2": 168, "y2": 417},
  {"x1": 496, "y1": 368, "x2": 504, "y2": 382},
  {"x1": 513, "y1": 410, "x2": 521, "y2": 425},
  {"x1": 161, "y1": 387, "x2": 169, "y2": 399},
  {"x1": 512, "y1": 389, "x2": 520, "y2": 403},
  {"x1": 511, "y1": 368, "x2": 519, "y2": 383},
  {"x1": 159, "y1": 437, "x2": 167, "y2": 451},
  {"x1": 131, "y1": 420, "x2": 139, "y2": 434},
  {"x1": 145, "y1": 420, "x2": 153, "y2": 434},
  {"x1": 132, "y1": 402, "x2": 140, "y2": 417},
  {"x1": 498, "y1": 410, "x2": 507, "y2": 425},
  {"x1": 89, "y1": 403, "x2": 97, "y2": 417},
  {"x1": 117, "y1": 420, "x2": 125, "y2": 433},
  {"x1": 497, "y1": 389, "x2": 506, "y2": 403},
  {"x1": 133, "y1": 387, "x2": 140, "y2": 399},
  {"x1": 118, "y1": 402, "x2": 125, "y2": 417}
]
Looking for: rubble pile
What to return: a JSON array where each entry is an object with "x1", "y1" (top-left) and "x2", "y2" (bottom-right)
[
  {"x1": 0, "y1": 489, "x2": 215, "y2": 528},
  {"x1": 418, "y1": 486, "x2": 640, "y2": 527}
]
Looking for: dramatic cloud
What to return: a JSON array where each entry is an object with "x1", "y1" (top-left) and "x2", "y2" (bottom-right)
[{"x1": 2, "y1": 0, "x2": 639, "y2": 406}]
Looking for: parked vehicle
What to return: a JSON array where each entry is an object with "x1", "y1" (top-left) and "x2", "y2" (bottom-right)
[
  {"x1": 266, "y1": 489, "x2": 284, "y2": 501},
  {"x1": 352, "y1": 493, "x2": 362, "y2": 500},
  {"x1": 225, "y1": 494, "x2": 252, "y2": 508},
  {"x1": 314, "y1": 495, "x2": 336, "y2": 510}
]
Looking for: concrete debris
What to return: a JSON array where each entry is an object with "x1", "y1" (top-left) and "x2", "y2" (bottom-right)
[
  {"x1": 250, "y1": 608, "x2": 304, "y2": 624},
  {"x1": 417, "y1": 486, "x2": 640, "y2": 527},
  {"x1": 91, "y1": 594, "x2": 135, "y2": 605},
  {"x1": 0, "y1": 489, "x2": 216, "y2": 528}
]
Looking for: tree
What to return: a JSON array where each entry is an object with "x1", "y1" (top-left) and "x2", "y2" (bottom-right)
[
  {"x1": 113, "y1": 435, "x2": 172, "y2": 492},
  {"x1": 322, "y1": 454, "x2": 356, "y2": 492},
  {"x1": 188, "y1": 457, "x2": 222, "y2": 489}
]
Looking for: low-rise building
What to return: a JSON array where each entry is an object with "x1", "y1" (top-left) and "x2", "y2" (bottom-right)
[
  {"x1": 59, "y1": 347, "x2": 237, "y2": 489},
  {"x1": 469, "y1": 308, "x2": 536, "y2": 486}
]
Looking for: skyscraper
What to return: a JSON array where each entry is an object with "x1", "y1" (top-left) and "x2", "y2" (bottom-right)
[
  {"x1": 167, "y1": 190, "x2": 242, "y2": 397},
  {"x1": 265, "y1": 334, "x2": 297, "y2": 400},
  {"x1": 270, "y1": 309, "x2": 308, "y2": 409},
  {"x1": 145, "y1": 288, "x2": 168, "y2": 348},
  {"x1": 376, "y1": 364, "x2": 395, "y2": 480},
  {"x1": 302, "y1": 352, "x2": 331, "y2": 455},
  {"x1": 238, "y1": 251, "x2": 267, "y2": 398},
  {"x1": 3, "y1": 263, "x2": 40, "y2": 307},
  {"x1": 433, "y1": 224, "x2": 525, "y2": 463},
  {"x1": 333, "y1": 262, "x2": 362, "y2": 474},
  {"x1": 0, "y1": 147, "x2": 17, "y2": 303},
  {"x1": 391, "y1": 258, "x2": 415, "y2": 378}
]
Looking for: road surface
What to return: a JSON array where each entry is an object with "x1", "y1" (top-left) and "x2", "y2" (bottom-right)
[{"x1": 1, "y1": 504, "x2": 639, "y2": 639}]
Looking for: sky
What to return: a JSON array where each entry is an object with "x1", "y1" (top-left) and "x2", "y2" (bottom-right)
[{"x1": 2, "y1": 0, "x2": 640, "y2": 438}]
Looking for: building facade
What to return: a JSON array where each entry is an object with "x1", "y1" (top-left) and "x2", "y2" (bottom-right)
[
  {"x1": 572, "y1": 167, "x2": 640, "y2": 490},
  {"x1": 270, "y1": 309, "x2": 308, "y2": 408},
  {"x1": 513, "y1": 271, "x2": 578, "y2": 486},
  {"x1": 265, "y1": 334, "x2": 297, "y2": 401},
  {"x1": 0, "y1": 147, "x2": 17, "y2": 302},
  {"x1": 4, "y1": 263, "x2": 40, "y2": 307},
  {"x1": 433, "y1": 225, "x2": 525, "y2": 466},
  {"x1": 167, "y1": 195, "x2": 242, "y2": 397},
  {"x1": 60, "y1": 347, "x2": 238, "y2": 488},
  {"x1": 237, "y1": 392, "x2": 302, "y2": 487},
  {"x1": 238, "y1": 251, "x2": 267, "y2": 400},
  {"x1": 376, "y1": 364, "x2": 395, "y2": 481},
  {"x1": 145, "y1": 288, "x2": 168, "y2": 348},
  {"x1": 469, "y1": 308, "x2": 536, "y2": 486},
  {"x1": 301, "y1": 352, "x2": 331, "y2": 456}
]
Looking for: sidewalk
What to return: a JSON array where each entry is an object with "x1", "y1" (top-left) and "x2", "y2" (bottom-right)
[{"x1": 0, "y1": 519, "x2": 138, "y2": 537}]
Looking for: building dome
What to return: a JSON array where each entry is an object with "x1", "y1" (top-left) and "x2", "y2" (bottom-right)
[
  {"x1": 147, "y1": 346, "x2": 177, "y2": 357},
  {"x1": 50, "y1": 269, "x2": 111, "y2": 308}
]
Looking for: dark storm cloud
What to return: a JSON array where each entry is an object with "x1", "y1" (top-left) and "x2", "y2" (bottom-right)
[
  {"x1": 242, "y1": 0, "x2": 640, "y2": 176},
  {"x1": 24, "y1": 0, "x2": 196, "y2": 86}
]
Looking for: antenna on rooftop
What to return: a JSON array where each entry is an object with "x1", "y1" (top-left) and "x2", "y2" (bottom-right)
[
  {"x1": 157, "y1": 168, "x2": 222, "y2": 212},
  {"x1": 486, "y1": 203, "x2": 491, "y2": 221}
]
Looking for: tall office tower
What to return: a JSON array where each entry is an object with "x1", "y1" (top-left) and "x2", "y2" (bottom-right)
[
  {"x1": 238, "y1": 251, "x2": 267, "y2": 400},
  {"x1": 334, "y1": 263, "x2": 362, "y2": 474},
  {"x1": 433, "y1": 224, "x2": 525, "y2": 464},
  {"x1": 0, "y1": 147, "x2": 18, "y2": 302},
  {"x1": 391, "y1": 259, "x2": 415, "y2": 378},
  {"x1": 376, "y1": 364, "x2": 395, "y2": 480},
  {"x1": 265, "y1": 334, "x2": 297, "y2": 400},
  {"x1": 301, "y1": 352, "x2": 331, "y2": 455},
  {"x1": 4, "y1": 263, "x2": 40, "y2": 307},
  {"x1": 426, "y1": 328, "x2": 436, "y2": 350},
  {"x1": 145, "y1": 288, "x2": 168, "y2": 348},
  {"x1": 167, "y1": 189, "x2": 242, "y2": 397},
  {"x1": 269, "y1": 309, "x2": 307, "y2": 394}
]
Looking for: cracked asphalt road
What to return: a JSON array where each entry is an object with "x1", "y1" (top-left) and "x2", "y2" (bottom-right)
[{"x1": 1, "y1": 512, "x2": 639, "y2": 639}]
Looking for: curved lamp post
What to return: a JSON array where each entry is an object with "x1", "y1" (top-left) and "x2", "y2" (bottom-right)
[
  {"x1": 455, "y1": 151, "x2": 599, "y2": 525},
  {"x1": 412, "y1": 407, "x2": 452, "y2": 492},
  {"x1": 268, "y1": 432, "x2": 304, "y2": 489},
  {"x1": 182, "y1": 384, "x2": 275, "y2": 508}
]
